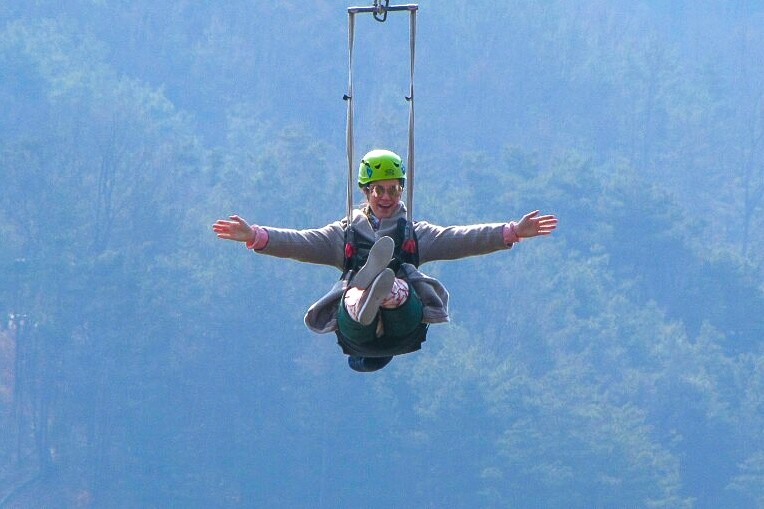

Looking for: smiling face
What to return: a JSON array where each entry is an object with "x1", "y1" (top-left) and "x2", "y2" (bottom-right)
[{"x1": 363, "y1": 179, "x2": 403, "y2": 218}]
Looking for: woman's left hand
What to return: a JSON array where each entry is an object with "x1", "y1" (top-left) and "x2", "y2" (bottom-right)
[{"x1": 515, "y1": 210, "x2": 558, "y2": 238}]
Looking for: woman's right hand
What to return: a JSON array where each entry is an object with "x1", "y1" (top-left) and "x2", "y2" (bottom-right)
[{"x1": 212, "y1": 215, "x2": 256, "y2": 243}]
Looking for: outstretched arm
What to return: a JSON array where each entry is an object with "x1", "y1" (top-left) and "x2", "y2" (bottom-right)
[
  {"x1": 212, "y1": 214, "x2": 345, "y2": 267},
  {"x1": 416, "y1": 210, "x2": 558, "y2": 264}
]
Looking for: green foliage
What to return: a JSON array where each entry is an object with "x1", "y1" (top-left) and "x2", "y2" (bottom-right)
[{"x1": 2, "y1": 2, "x2": 764, "y2": 508}]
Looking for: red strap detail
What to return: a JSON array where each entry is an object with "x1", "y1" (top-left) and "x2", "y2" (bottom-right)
[
  {"x1": 344, "y1": 242, "x2": 356, "y2": 259},
  {"x1": 402, "y1": 239, "x2": 417, "y2": 254}
]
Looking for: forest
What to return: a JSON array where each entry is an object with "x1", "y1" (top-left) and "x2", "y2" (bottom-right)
[{"x1": 1, "y1": 1, "x2": 764, "y2": 507}]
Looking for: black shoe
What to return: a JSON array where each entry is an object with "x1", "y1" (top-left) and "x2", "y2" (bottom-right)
[{"x1": 348, "y1": 356, "x2": 393, "y2": 372}]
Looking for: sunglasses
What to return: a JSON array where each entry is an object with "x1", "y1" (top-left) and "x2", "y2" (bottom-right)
[{"x1": 367, "y1": 184, "x2": 403, "y2": 198}]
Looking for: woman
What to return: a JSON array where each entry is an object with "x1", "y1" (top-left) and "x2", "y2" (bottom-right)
[{"x1": 213, "y1": 149, "x2": 557, "y2": 372}]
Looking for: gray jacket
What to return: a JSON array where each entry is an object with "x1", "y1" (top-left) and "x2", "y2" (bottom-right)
[{"x1": 257, "y1": 203, "x2": 512, "y2": 334}]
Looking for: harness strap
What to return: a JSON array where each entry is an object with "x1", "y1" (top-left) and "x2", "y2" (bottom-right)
[
  {"x1": 342, "y1": 218, "x2": 419, "y2": 277},
  {"x1": 344, "y1": 12, "x2": 356, "y2": 228},
  {"x1": 405, "y1": 8, "x2": 416, "y2": 239}
]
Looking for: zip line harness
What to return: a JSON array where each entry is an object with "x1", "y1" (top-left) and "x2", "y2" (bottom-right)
[
  {"x1": 343, "y1": 3, "x2": 418, "y2": 272},
  {"x1": 336, "y1": 3, "x2": 428, "y2": 359}
]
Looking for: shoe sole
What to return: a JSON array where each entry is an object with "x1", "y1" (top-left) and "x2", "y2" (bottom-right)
[
  {"x1": 351, "y1": 236, "x2": 394, "y2": 290},
  {"x1": 358, "y1": 268, "x2": 395, "y2": 326}
]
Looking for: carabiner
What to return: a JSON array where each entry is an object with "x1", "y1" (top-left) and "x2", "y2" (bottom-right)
[{"x1": 373, "y1": 0, "x2": 390, "y2": 22}]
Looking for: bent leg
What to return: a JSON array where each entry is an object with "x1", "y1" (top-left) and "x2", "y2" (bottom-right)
[
  {"x1": 343, "y1": 269, "x2": 395, "y2": 327},
  {"x1": 337, "y1": 291, "x2": 378, "y2": 344},
  {"x1": 380, "y1": 285, "x2": 423, "y2": 338},
  {"x1": 340, "y1": 279, "x2": 423, "y2": 340}
]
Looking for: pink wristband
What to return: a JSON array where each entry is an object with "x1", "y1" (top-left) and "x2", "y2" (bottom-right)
[
  {"x1": 503, "y1": 221, "x2": 521, "y2": 245},
  {"x1": 246, "y1": 225, "x2": 269, "y2": 250}
]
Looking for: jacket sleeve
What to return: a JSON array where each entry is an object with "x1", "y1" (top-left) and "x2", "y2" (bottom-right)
[
  {"x1": 257, "y1": 221, "x2": 346, "y2": 269},
  {"x1": 415, "y1": 221, "x2": 510, "y2": 264}
]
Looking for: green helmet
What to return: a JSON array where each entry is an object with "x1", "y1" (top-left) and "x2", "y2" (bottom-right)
[{"x1": 358, "y1": 149, "x2": 406, "y2": 186}]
